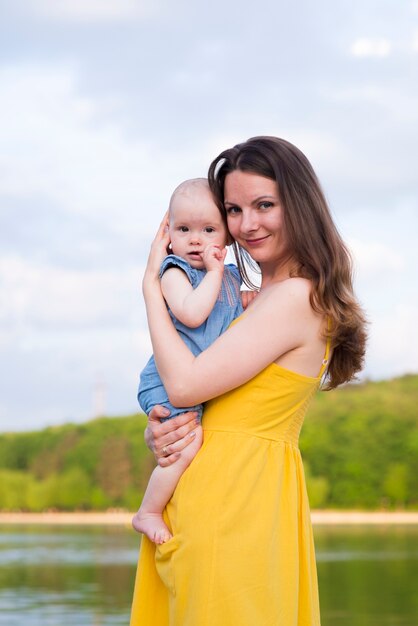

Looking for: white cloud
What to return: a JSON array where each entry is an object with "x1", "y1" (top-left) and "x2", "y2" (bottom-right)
[
  {"x1": 328, "y1": 84, "x2": 418, "y2": 122},
  {"x1": 0, "y1": 64, "x2": 146, "y2": 219},
  {"x1": 0, "y1": 252, "x2": 152, "y2": 429},
  {"x1": 413, "y1": 30, "x2": 418, "y2": 52},
  {"x1": 26, "y1": 0, "x2": 161, "y2": 22},
  {"x1": 0, "y1": 255, "x2": 144, "y2": 330},
  {"x1": 0, "y1": 63, "x2": 185, "y2": 244},
  {"x1": 350, "y1": 38, "x2": 392, "y2": 58},
  {"x1": 365, "y1": 304, "x2": 418, "y2": 379},
  {"x1": 348, "y1": 239, "x2": 405, "y2": 277},
  {"x1": 0, "y1": 324, "x2": 147, "y2": 430},
  {"x1": 0, "y1": 62, "x2": 212, "y2": 240}
]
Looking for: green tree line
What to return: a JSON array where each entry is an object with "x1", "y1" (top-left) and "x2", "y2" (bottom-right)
[{"x1": 0, "y1": 375, "x2": 417, "y2": 511}]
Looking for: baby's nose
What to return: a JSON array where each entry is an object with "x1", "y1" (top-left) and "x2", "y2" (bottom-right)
[{"x1": 190, "y1": 232, "x2": 201, "y2": 243}]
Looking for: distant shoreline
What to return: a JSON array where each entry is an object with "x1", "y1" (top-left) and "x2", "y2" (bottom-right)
[{"x1": 0, "y1": 511, "x2": 417, "y2": 526}]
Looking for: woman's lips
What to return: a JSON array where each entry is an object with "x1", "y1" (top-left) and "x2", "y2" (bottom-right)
[{"x1": 244, "y1": 235, "x2": 270, "y2": 246}]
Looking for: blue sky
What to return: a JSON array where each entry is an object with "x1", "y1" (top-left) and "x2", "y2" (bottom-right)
[{"x1": 0, "y1": 0, "x2": 417, "y2": 431}]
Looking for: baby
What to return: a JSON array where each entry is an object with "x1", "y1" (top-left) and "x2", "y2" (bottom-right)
[{"x1": 133, "y1": 178, "x2": 243, "y2": 543}]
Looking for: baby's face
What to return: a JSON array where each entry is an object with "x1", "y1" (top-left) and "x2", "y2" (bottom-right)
[{"x1": 169, "y1": 187, "x2": 228, "y2": 269}]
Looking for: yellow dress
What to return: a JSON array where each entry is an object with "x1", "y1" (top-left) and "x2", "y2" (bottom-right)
[{"x1": 130, "y1": 349, "x2": 329, "y2": 626}]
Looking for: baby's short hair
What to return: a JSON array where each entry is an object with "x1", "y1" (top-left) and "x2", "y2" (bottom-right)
[{"x1": 169, "y1": 178, "x2": 210, "y2": 213}]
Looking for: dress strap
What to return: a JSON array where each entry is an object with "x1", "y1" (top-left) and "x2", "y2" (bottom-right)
[{"x1": 318, "y1": 318, "x2": 332, "y2": 378}]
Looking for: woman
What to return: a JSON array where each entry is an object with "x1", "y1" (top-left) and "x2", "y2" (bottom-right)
[{"x1": 130, "y1": 136, "x2": 367, "y2": 626}]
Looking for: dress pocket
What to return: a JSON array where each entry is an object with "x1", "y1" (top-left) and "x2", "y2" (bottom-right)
[{"x1": 155, "y1": 535, "x2": 180, "y2": 596}]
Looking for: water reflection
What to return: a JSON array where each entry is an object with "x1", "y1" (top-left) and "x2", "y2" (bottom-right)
[
  {"x1": 315, "y1": 525, "x2": 418, "y2": 626},
  {"x1": 0, "y1": 524, "x2": 417, "y2": 625},
  {"x1": 0, "y1": 525, "x2": 139, "y2": 626}
]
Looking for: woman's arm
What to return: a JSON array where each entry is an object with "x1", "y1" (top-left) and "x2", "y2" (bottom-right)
[
  {"x1": 144, "y1": 277, "x2": 312, "y2": 406},
  {"x1": 161, "y1": 245, "x2": 226, "y2": 328},
  {"x1": 142, "y1": 214, "x2": 322, "y2": 408}
]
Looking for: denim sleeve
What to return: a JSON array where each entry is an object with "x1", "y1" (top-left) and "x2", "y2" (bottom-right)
[{"x1": 159, "y1": 255, "x2": 199, "y2": 287}]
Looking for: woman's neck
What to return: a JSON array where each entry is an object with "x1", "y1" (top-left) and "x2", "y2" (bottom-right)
[{"x1": 259, "y1": 257, "x2": 296, "y2": 289}]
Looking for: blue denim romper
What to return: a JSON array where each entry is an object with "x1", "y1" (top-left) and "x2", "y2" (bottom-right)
[{"x1": 138, "y1": 254, "x2": 243, "y2": 421}]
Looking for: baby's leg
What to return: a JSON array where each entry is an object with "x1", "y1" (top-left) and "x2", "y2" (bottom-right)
[{"x1": 132, "y1": 425, "x2": 202, "y2": 543}]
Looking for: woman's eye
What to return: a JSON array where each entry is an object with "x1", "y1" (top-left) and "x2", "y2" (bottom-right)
[
  {"x1": 259, "y1": 201, "x2": 273, "y2": 210},
  {"x1": 226, "y1": 206, "x2": 241, "y2": 215}
]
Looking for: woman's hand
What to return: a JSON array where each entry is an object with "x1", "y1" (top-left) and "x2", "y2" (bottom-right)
[
  {"x1": 145, "y1": 405, "x2": 199, "y2": 467},
  {"x1": 142, "y1": 211, "x2": 170, "y2": 296}
]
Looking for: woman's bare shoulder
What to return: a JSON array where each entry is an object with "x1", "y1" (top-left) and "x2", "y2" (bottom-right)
[{"x1": 250, "y1": 276, "x2": 313, "y2": 316}]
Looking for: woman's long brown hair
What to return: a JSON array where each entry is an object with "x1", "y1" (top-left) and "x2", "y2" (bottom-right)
[{"x1": 208, "y1": 136, "x2": 367, "y2": 389}]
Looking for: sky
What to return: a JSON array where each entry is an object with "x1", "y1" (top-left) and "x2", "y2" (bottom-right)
[{"x1": 0, "y1": 0, "x2": 417, "y2": 432}]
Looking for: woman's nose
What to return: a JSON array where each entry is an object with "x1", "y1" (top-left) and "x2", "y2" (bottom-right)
[{"x1": 240, "y1": 210, "x2": 258, "y2": 233}]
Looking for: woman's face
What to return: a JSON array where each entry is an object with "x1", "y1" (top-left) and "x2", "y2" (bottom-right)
[{"x1": 223, "y1": 170, "x2": 288, "y2": 266}]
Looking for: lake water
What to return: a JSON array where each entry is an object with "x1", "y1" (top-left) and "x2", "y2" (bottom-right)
[{"x1": 0, "y1": 524, "x2": 417, "y2": 625}]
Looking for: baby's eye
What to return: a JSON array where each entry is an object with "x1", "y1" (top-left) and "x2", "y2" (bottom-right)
[
  {"x1": 204, "y1": 227, "x2": 215, "y2": 233},
  {"x1": 226, "y1": 206, "x2": 241, "y2": 215},
  {"x1": 179, "y1": 226, "x2": 189, "y2": 232}
]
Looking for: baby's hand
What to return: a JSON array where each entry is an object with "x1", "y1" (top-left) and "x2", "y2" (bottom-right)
[{"x1": 202, "y1": 244, "x2": 226, "y2": 273}]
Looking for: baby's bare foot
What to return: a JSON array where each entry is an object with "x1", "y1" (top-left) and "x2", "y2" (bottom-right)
[{"x1": 132, "y1": 511, "x2": 172, "y2": 544}]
